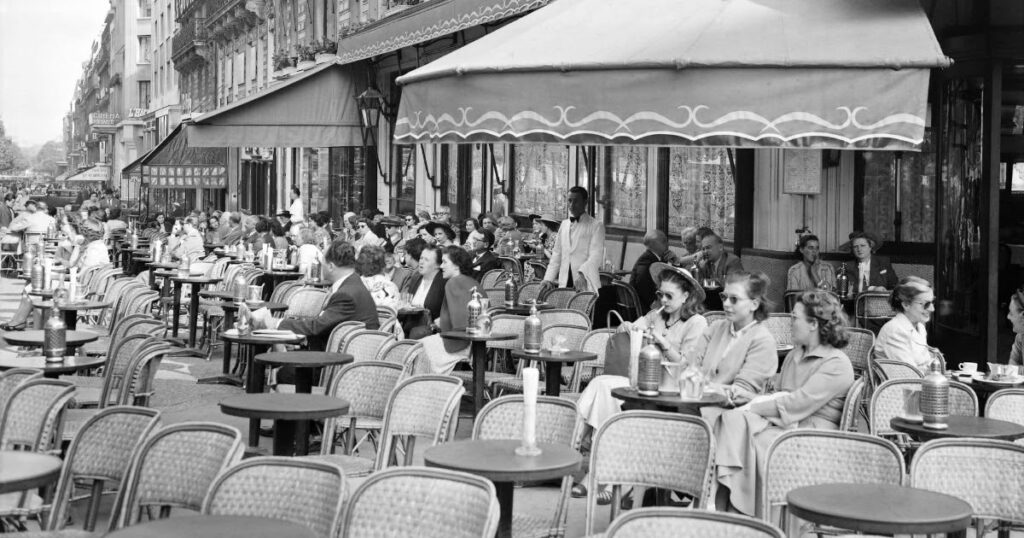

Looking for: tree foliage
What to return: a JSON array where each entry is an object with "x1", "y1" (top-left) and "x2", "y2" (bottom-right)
[
  {"x1": 32, "y1": 140, "x2": 65, "y2": 176},
  {"x1": 0, "y1": 119, "x2": 29, "y2": 174}
]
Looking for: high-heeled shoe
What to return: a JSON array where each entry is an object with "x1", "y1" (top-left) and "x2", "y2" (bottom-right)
[{"x1": 0, "y1": 322, "x2": 26, "y2": 331}]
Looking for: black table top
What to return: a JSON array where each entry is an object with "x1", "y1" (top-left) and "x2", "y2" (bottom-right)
[
  {"x1": 219, "y1": 393, "x2": 349, "y2": 421},
  {"x1": 611, "y1": 386, "x2": 729, "y2": 408},
  {"x1": 219, "y1": 331, "x2": 304, "y2": 345},
  {"x1": 2, "y1": 330, "x2": 99, "y2": 347},
  {"x1": 105, "y1": 515, "x2": 318, "y2": 538},
  {"x1": 440, "y1": 331, "x2": 518, "y2": 343},
  {"x1": 786, "y1": 483, "x2": 973, "y2": 535},
  {"x1": 32, "y1": 299, "x2": 111, "y2": 311},
  {"x1": 261, "y1": 270, "x2": 303, "y2": 277},
  {"x1": 200, "y1": 290, "x2": 236, "y2": 300},
  {"x1": 0, "y1": 354, "x2": 105, "y2": 374},
  {"x1": 424, "y1": 439, "x2": 581, "y2": 483},
  {"x1": 495, "y1": 303, "x2": 554, "y2": 315},
  {"x1": 0, "y1": 451, "x2": 62, "y2": 494},
  {"x1": 27, "y1": 289, "x2": 54, "y2": 297},
  {"x1": 254, "y1": 351, "x2": 354, "y2": 368},
  {"x1": 220, "y1": 301, "x2": 288, "y2": 312},
  {"x1": 890, "y1": 415, "x2": 1024, "y2": 441},
  {"x1": 169, "y1": 275, "x2": 222, "y2": 284},
  {"x1": 511, "y1": 349, "x2": 597, "y2": 363},
  {"x1": 147, "y1": 262, "x2": 179, "y2": 269}
]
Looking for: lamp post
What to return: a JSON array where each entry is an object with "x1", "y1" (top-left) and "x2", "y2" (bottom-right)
[{"x1": 355, "y1": 87, "x2": 390, "y2": 179}]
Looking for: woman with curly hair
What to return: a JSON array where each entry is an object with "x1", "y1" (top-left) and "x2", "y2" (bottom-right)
[
  {"x1": 357, "y1": 244, "x2": 399, "y2": 310},
  {"x1": 712, "y1": 290, "x2": 855, "y2": 516},
  {"x1": 417, "y1": 245, "x2": 479, "y2": 374}
]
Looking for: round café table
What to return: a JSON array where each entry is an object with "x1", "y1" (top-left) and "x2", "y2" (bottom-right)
[
  {"x1": 27, "y1": 288, "x2": 54, "y2": 299},
  {"x1": 259, "y1": 270, "x2": 303, "y2": 300},
  {"x1": 611, "y1": 386, "x2": 728, "y2": 415},
  {"x1": 219, "y1": 393, "x2": 349, "y2": 456},
  {"x1": 197, "y1": 300, "x2": 288, "y2": 386},
  {"x1": 2, "y1": 330, "x2": 98, "y2": 351},
  {"x1": 0, "y1": 354, "x2": 105, "y2": 378},
  {"x1": 146, "y1": 261, "x2": 179, "y2": 291},
  {"x1": 254, "y1": 351, "x2": 354, "y2": 394},
  {"x1": 424, "y1": 439, "x2": 581, "y2": 538},
  {"x1": 105, "y1": 515, "x2": 317, "y2": 538},
  {"x1": 511, "y1": 349, "x2": 595, "y2": 397},
  {"x1": 440, "y1": 331, "x2": 517, "y2": 415},
  {"x1": 0, "y1": 451, "x2": 62, "y2": 494},
  {"x1": 31, "y1": 299, "x2": 111, "y2": 330},
  {"x1": 219, "y1": 331, "x2": 305, "y2": 447},
  {"x1": 168, "y1": 275, "x2": 222, "y2": 348},
  {"x1": 494, "y1": 302, "x2": 554, "y2": 316},
  {"x1": 890, "y1": 416, "x2": 1024, "y2": 441},
  {"x1": 786, "y1": 483, "x2": 972, "y2": 535}
]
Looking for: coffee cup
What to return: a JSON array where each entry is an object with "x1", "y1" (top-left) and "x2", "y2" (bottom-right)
[{"x1": 958, "y1": 362, "x2": 978, "y2": 374}]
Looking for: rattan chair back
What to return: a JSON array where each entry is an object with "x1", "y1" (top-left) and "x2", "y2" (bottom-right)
[
  {"x1": 704, "y1": 310, "x2": 727, "y2": 324},
  {"x1": 320, "y1": 361, "x2": 404, "y2": 456},
  {"x1": 566, "y1": 329, "x2": 616, "y2": 392},
  {"x1": 526, "y1": 260, "x2": 548, "y2": 281},
  {"x1": 119, "y1": 340, "x2": 172, "y2": 406},
  {"x1": 374, "y1": 339, "x2": 422, "y2": 366},
  {"x1": 203, "y1": 456, "x2": 346, "y2": 538},
  {"x1": 340, "y1": 467, "x2": 499, "y2": 538},
  {"x1": 607, "y1": 280, "x2": 644, "y2": 324},
  {"x1": 985, "y1": 388, "x2": 1024, "y2": 426},
  {"x1": 98, "y1": 334, "x2": 164, "y2": 408},
  {"x1": 585, "y1": 411, "x2": 715, "y2": 535},
  {"x1": 763, "y1": 313, "x2": 792, "y2": 347},
  {"x1": 543, "y1": 287, "x2": 577, "y2": 310},
  {"x1": 538, "y1": 308, "x2": 591, "y2": 331},
  {"x1": 517, "y1": 281, "x2": 545, "y2": 305},
  {"x1": 844, "y1": 327, "x2": 875, "y2": 379},
  {"x1": 870, "y1": 379, "x2": 978, "y2": 437},
  {"x1": 568, "y1": 291, "x2": 598, "y2": 318},
  {"x1": 377, "y1": 305, "x2": 398, "y2": 328},
  {"x1": 285, "y1": 287, "x2": 329, "y2": 320},
  {"x1": 474, "y1": 395, "x2": 582, "y2": 537},
  {"x1": 343, "y1": 329, "x2": 397, "y2": 362},
  {"x1": 761, "y1": 430, "x2": 904, "y2": 528},
  {"x1": 481, "y1": 269, "x2": 507, "y2": 290},
  {"x1": 486, "y1": 314, "x2": 526, "y2": 351},
  {"x1": 374, "y1": 375, "x2": 465, "y2": 470},
  {"x1": 542, "y1": 323, "x2": 588, "y2": 352},
  {"x1": 42, "y1": 407, "x2": 161, "y2": 532},
  {"x1": 269, "y1": 279, "x2": 302, "y2": 304},
  {"x1": 0, "y1": 368, "x2": 43, "y2": 418},
  {"x1": 839, "y1": 377, "x2": 867, "y2": 432},
  {"x1": 0, "y1": 378, "x2": 75, "y2": 451},
  {"x1": 113, "y1": 422, "x2": 244, "y2": 530},
  {"x1": 606, "y1": 507, "x2": 785, "y2": 538},
  {"x1": 855, "y1": 291, "x2": 896, "y2": 331},
  {"x1": 498, "y1": 256, "x2": 523, "y2": 281},
  {"x1": 911, "y1": 438, "x2": 1024, "y2": 526},
  {"x1": 872, "y1": 358, "x2": 923, "y2": 384},
  {"x1": 325, "y1": 321, "x2": 366, "y2": 353}
]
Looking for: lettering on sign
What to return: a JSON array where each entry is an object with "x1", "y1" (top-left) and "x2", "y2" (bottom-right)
[
  {"x1": 128, "y1": 108, "x2": 148, "y2": 118},
  {"x1": 88, "y1": 112, "x2": 121, "y2": 126}
]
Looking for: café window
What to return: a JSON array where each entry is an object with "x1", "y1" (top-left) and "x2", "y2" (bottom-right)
[
  {"x1": 667, "y1": 147, "x2": 736, "y2": 240},
  {"x1": 605, "y1": 146, "x2": 648, "y2": 230},
  {"x1": 857, "y1": 131, "x2": 935, "y2": 243},
  {"x1": 510, "y1": 144, "x2": 570, "y2": 218},
  {"x1": 328, "y1": 147, "x2": 366, "y2": 222},
  {"x1": 391, "y1": 146, "x2": 416, "y2": 215}
]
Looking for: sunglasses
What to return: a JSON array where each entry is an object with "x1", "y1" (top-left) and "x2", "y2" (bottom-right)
[
  {"x1": 913, "y1": 300, "x2": 934, "y2": 309},
  {"x1": 719, "y1": 293, "x2": 747, "y2": 305}
]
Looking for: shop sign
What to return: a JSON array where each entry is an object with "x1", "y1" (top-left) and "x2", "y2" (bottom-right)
[
  {"x1": 88, "y1": 112, "x2": 120, "y2": 127},
  {"x1": 128, "y1": 108, "x2": 148, "y2": 119}
]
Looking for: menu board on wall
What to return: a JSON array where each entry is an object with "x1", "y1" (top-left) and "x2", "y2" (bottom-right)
[{"x1": 782, "y1": 150, "x2": 822, "y2": 195}]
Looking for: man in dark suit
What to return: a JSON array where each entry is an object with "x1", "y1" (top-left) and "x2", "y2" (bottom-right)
[
  {"x1": 697, "y1": 233, "x2": 743, "y2": 283},
  {"x1": 630, "y1": 230, "x2": 679, "y2": 309},
  {"x1": 848, "y1": 231, "x2": 898, "y2": 292},
  {"x1": 0, "y1": 194, "x2": 15, "y2": 229},
  {"x1": 467, "y1": 229, "x2": 501, "y2": 280},
  {"x1": 252, "y1": 239, "x2": 379, "y2": 350}
]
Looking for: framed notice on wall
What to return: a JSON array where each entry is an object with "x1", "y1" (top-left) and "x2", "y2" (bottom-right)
[{"x1": 782, "y1": 150, "x2": 822, "y2": 195}]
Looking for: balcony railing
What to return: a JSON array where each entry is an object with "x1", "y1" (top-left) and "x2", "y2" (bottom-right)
[{"x1": 171, "y1": 17, "x2": 209, "y2": 71}]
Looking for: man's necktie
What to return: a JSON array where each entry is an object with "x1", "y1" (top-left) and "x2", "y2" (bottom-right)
[{"x1": 569, "y1": 217, "x2": 578, "y2": 223}]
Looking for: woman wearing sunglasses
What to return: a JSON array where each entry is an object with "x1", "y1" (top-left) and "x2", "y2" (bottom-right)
[
  {"x1": 873, "y1": 276, "x2": 937, "y2": 371},
  {"x1": 712, "y1": 290, "x2": 854, "y2": 516}
]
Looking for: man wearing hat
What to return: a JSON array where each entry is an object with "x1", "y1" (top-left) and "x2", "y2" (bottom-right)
[
  {"x1": 466, "y1": 229, "x2": 501, "y2": 280},
  {"x1": 847, "y1": 231, "x2": 898, "y2": 292},
  {"x1": 631, "y1": 230, "x2": 680, "y2": 309},
  {"x1": 543, "y1": 186, "x2": 605, "y2": 292},
  {"x1": 382, "y1": 216, "x2": 405, "y2": 254},
  {"x1": 275, "y1": 210, "x2": 291, "y2": 229}
]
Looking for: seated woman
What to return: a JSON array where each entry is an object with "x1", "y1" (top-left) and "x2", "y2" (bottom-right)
[
  {"x1": 204, "y1": 215, "x2": 223, "y2": 244},
  {"x1": 873, "y1": 276, "x2": 937, "y2": 371},
  {"x1": 416, "y1": 246, "x2": 478, "y2": 374},
  {"x1": 846, "y1": 231, "x2": 897, "y2": 293},
  {"x1": 294, "y1": 227, "x2": 324, "y2": 276},
  {"x1": 268, "y1": 219, "x2": 290, "y2": 250},
  {"x1": 1008, "y1": 287, "x2": 1024, "y2": 368},
  {"x1": 786, "y1": 234, "x2": 836, "y2": 291},
  {"x1": 713, "y1": 290, "x2": 855, "y2": 516},
  {"x1": 426, "y1": 222, "x2": 457, "y2": 248},
  {"x1": 358, "y1": 244, "x2": 400, "y2": 310},
  {"x1": 168, "y1": 216, "x2": 204, "y2": 261},
  {"x1": 402, "y1": 239, "x2": 446, "y2": 338}
]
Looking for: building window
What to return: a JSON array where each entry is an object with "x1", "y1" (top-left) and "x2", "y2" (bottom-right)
[
  {"x1": 605, "y1": 146, "x2": 648, "y2": 230},
  {"x1": 667, "y1": 147, "x2": 736, "y2": 240},
  {"x1": 329, "y1": 147, "x2": 367, "y2": 221},
  {"x1": 392, "y1": 146, "x2": 416, "y2": 215},
  {"x1": 857, "y1": 132, "x2": 935, "y2": 243},
  {"x1": 511, "y1": 144, "x2": 570, "y2": 218},
  {"x1": 138, "y1": 81, "x2": 151, "y2": 109},
  {"x1": 138, "y1": 35, "x2": 151, "y2": 63},
  {"x1": 138, "y1": 0, "x2": 152, "y2": 18}
]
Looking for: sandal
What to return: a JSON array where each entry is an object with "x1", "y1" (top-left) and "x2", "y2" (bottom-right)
[
  {"x1": 571, "y1": 483, "x2": 587, "y2": 498},
  {"x1": 0, "y1": 322, "x2": 25, "y2": 331},
  {"x1": 596, "y1": 487, "x2": 613, "y2": 506}
]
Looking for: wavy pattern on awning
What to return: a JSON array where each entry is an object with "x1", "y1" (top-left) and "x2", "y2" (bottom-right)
[{"x1": 395, "y1": 0, "x2": 951, "y2": 150}]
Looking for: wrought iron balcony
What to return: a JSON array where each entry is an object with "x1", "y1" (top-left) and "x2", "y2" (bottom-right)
[{"x1": 172, "y1": 18, "x2": 210, "y2": 72}]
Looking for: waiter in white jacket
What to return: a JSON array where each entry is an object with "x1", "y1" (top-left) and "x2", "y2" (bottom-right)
[{"x1": 543, "y1": 186, "x2": 605, "y2": 292}]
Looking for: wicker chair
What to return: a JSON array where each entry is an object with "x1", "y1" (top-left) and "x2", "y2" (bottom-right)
[
  {"x1": 538, "y1": 309, "x2": 591, "y2": 331},
  {"x1": 374, "y1": 340, "x2": 424, "y2": 376},
  {"x1": 517, "y1": 281, "x2": 545, "y2": 305},
  {"x1": 202, "y1": 456, "x2": 346, "y2": 538},
  {"x1": 543, "y1": 287, "x2": 578, "y2": 310},
  {"x1": 321, "y1": 361, "x2": 404, "y2": 456},
  {"x1": 344, "y1": 330, "x2": 397, "y2": 362},
  {"x1": 985, "y1": 388, "x2": 1024, "y2": 426},
  {"x1": 376, "y1": 305, "x2": 398, "y2": 328},
  {"x1": 305, "y1": 375, "x2": 464, "y2": 477},
  {"x1": 34, "y1": 407, "x2": 161, "y2": 533},
  {"x1": 564, "y1": 329, "x2": 616, "y2": 397},
  {"x1": 69, "y1": 334, "x2": 164, "y2": 409},
  {"x1": 761, "y1": 430, "x2": 904, "y2": 531},
  {"x1": 606, "y1": 281, "x2": 644, "y2": 325},
  {"x1": 112, "y1": 422, "x2": 244, "y2": 530},
  {"x1": 451, "y1": 315, "x2": 521, "y2": 390},
  {"x1": 704, "y1": 310, "x2": 727, "y2": 324},
  {"x1": 0, "y1": 369, "x2": 43, "y2": 418},
  {"x1": 854, "y1": 291, "x2": 896, "y2": 332},
  {"x1": 526, "y1": 260, "x2": 548, "y2": 282},
  {"x1": 473, "y1": 396, "x2": 583, "y2": 538},
  {"x1": 606, "y1": 507, "x2": 785, "y2": 538},
  {"x1": 567, "y1": 291, "x2": 598, "y2": 321},
  {"x1": 844, "y1": 328, "x2": 875, "y2": 380},
  {"x1": 491, "y1": 324, "x2": 588, "y2": 396},
  {"x1": 340, "y1": 467, "x2": 499, "y2": 538},
  {"x1": 585, "y1": 411, "x2": 715, "y2": 535},
  {"x1": 869, "y1": 379, "x2": 978, "y2": 441},
  {"x1": 325, "y1": 321, "x2": 367, "y2": 353},
  {"x1": 910, "y1": 438, "x2": 1024, "y2": 537},
  {"x1": 269, "y1": 279, "x2": 302, "y2": 304},
  {"x1": 0, "y1": 379, "x2": 75, "y2": 452},
  {"x1": 838, "y1": 378, "x2": 867, "y2": 432},
  {"x1": 871, "y1": 359, "x2": 923, "y2": 384},
  {"x1": 481, "y1": 269, "x2": 507, "y2": 290},
  {"x1": 282, "y1": 288, "x2": 329, "y2": 320},
  {"x1": 762, "y1": 313, "x2": 792, "y2": 347}
]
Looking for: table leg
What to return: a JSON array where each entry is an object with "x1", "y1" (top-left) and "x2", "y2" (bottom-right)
[
  {"x1": 494, "y1": 481, "x2": 514, "y2": 538},
  {"x1": 294, "y1": 368, "x2": 314, "y2": 394},
  {"x1": 148, "y1": 268, "x2": 156, "y2": 291},
  {"x1": 222, "y1": 310, "x2": 235, "y2": 374},
  {"x1": 472, "y1": 341, "x2": 487, "y2": 416},
  {"x1": 246, "y1": 344, "x2": 269, "y2": 447},
  {"x1": 188, "y1": 283, "x2": 200, "y2": 348},
  {"x1": 64, "y1": 309, "x2": 77, "y2": 331},
  {"x1": 545, "y1": 361, "x2": 563, "y2": 397},
  {"x1": 172, "y1": 281, "x2": 182, "y2": 337},
  {"x1": 272, "y1": 420, "x2": 296, "y2": 456}
]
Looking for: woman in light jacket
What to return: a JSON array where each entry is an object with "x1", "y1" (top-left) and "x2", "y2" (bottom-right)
[{"x1": 873, "y1": 276, "x2": 936, "y2": 371}]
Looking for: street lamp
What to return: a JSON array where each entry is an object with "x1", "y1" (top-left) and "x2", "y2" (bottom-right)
[{"x1": 355, "y1": 87, "x2": 390, "y2": 179}]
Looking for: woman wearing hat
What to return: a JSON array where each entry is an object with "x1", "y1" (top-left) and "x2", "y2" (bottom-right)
[
  {"x1": 425, "y1": 221, "x2": 457, "y2": 248},
  {"x1": 529, "y1": 215, "x2": 559, "y2": 260},
  {"x1": 847, "y1": 231, "x2": 898, "y2": 293}
]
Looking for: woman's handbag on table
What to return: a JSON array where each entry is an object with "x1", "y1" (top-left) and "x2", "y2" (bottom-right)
[{"x1": 602, "y1": 311, "x2": 645, "y2": 382}]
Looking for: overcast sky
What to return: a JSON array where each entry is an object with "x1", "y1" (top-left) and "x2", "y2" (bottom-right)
[{"x1": 0, "y1": 0, "x2": 109, "y2": 147}]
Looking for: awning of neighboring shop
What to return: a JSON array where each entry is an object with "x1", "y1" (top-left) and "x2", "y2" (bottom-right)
[
  {"x1": 186, "y1": 61, "x2": 363, "y2": 148},
  {"x1": 66, "y1": 164, "x2": 111, "y2": 183},
  {"x1": 142, "y1": 124, "x2": 228, "y2": 189},
  {"x1": 394, "y1": 0, "x2": 952, "y2": 150},
  {"x1": 121, "y1": 149, "x2": 152, "y2": 180},
  {"x1": 336, "y1": 0, "x2": 552, "y2": 64}
]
